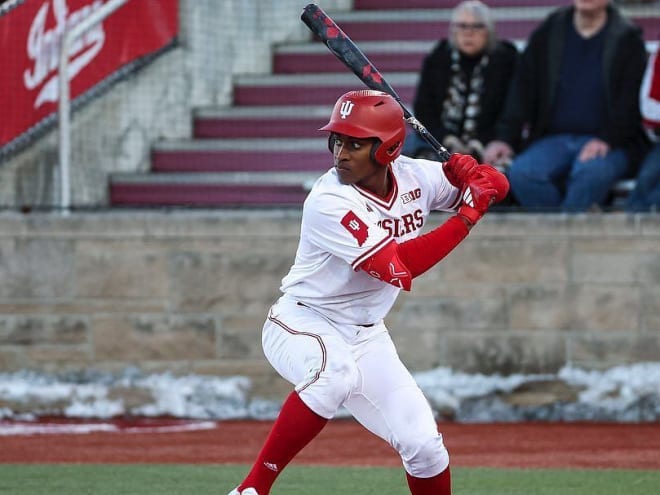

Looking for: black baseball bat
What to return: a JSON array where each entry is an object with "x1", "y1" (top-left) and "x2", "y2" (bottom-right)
[{"x1": 300, "y1": 3, "x2": 451, "y2": 162}]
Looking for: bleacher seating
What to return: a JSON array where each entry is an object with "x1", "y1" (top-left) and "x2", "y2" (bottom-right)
[{"x1": 109, "y1": 1, "x2": 660, "y2": 208}]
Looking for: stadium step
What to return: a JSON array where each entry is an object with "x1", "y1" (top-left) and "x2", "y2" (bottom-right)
[
  {"x1": 109, "y1": 171, "x2": 321, "y2": 207},
  {"x1": 232, "y1": 73, "x2": 417, "y2": 107},
  {"x1": 322, "y1": 5, "x2": 659, "y2": 43},
  {"x1": 109, "y1": 1, "x2": 659, "y2": 208},
  {"x1": 193, "y1": 106, "x2": 332, "y2": 139},
  {"x1": 324, "y1": 7, "x2": 552, "y2": 42},
  {"x1": 150, "y1": 138, "x2": 330, "y2": 173},
  {"x1": 353, "y1": 0, "x2": 572, "y2": 9},
  {"x1": 274, "y1": 38, "x2": 659, "y2": 75},
  {"x1": 273, "y1": 41, "x2": 436, "y2": 74}
]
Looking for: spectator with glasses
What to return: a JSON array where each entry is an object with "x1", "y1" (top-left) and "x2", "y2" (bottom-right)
[
  {"x1": 484, "y1": 0, "x2": 649, "y2": 212},
  {"x1": 402, "y1": 0, "x2": 518, "y2": 167}
]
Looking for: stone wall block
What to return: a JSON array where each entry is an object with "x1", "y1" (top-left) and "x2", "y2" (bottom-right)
[
  {"x1": 391, "y1": 294, "x2": 508, "y2": 332},
  {"x1": 637, "y1": 253, "x2": 660, "y2": 285},
  {"x1": 0, "y1": 316, "x2": 88, "y2": 345},
  {"x1": 168, "y1": 251, "x2": 286, "y2": 312},
  {"x1": 0, "y1": 349, "x2": 23, "y2": 370},
  {"x1": 0, "y1": 239, "x2": 74, "y2": 298},
  {"x1": 216, "y1": 313, "x2": 270, "y2": 359},
  {"x1": 568, "y1": 334, "x2": 660, "y2": 369},
  {"x1": 24, "y1": 346, "x2": 92, "y2": 371},
  {"x1": 443, "y1": 332, "x2": 566, "y2": 374},
  {"x1": 75, "y1": 246, "x2": 168, "y2": 299},
  {"x1": 571, "y1": 239, "x2": 660, "y2": 284},
  {"x1": 0, "y1": 300, "x2": 166, "y2": 315},
  {"x1": 410, "y1": 271, "x2": 507, "y2": 298},
  {"x1": 642, "y1": 286, "x2": 660, "y2": 332},
  {"x1": 441, "y1": 239, "x2": 569, "y2": 284},
  {"x1": 0, "y1": 212, "x2": 657, "y2": 374},
  {"x1": 93, "y1": 315, "x2": 216, "y2": 361},
  {"x1": 390, "y1": 328, "x2": 444, "y2": 371},
  {"x1": 565, "y1": 284, "x2": 641, "y2": 331},
  {"x1": 571, "y1": 253, "x2": 640, "y2": 284},
  {"x1": 509, "y1": 284, "x2": 641, "y2": 332}
]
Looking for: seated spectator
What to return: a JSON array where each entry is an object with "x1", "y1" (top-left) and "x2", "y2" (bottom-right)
[
  {"x1": 402, "y1": 0, "x2": 518, "y2": 164},
  {"x1": 626, "y1": 44, "x2": 660, "y2": 212},
  {"x1": 484, "y1": 0, "x2": 649, "y2": 212}
]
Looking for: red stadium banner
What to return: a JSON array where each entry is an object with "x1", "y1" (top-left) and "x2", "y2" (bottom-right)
[{"x1": 0, "y1": 0, "x2": 178, "y2": 148}]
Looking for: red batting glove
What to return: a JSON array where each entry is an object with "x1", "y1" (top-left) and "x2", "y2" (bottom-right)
[
  {"x1": 457, "y1": 174, "x2": 498, "y2": 226},
  {"x1": 473, "y1": 164, "x2": 510, "y2": 203},
  {"x1": 443, "y1": 153, "x2": 478, "y2": 189}
]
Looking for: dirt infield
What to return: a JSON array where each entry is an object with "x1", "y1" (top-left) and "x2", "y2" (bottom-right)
[{"x1": 2, "y1": 419, "x2": 659, "y2": 470}]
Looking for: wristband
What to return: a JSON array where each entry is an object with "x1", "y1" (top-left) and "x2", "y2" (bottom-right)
[{"x1": 458, "y1": 204, "x2": 483, "y2": 226}]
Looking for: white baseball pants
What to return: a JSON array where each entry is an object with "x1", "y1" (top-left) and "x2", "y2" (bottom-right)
[{"x1": 262, "y1": 296, "x2": 449, "y2": 478}]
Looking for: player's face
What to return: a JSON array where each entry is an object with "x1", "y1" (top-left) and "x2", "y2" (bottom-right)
[{"x1": 331, "y1": 133, "x2": 384, "y2": 188}]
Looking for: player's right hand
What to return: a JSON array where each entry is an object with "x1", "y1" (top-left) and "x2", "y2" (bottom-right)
[{"x1": 442, "y1": 153, "x2": 478, "y2": 189}]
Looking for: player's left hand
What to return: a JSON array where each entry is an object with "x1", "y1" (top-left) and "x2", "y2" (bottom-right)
[{"x1": 457, "y1": 165, "x2": 509, "y2": 226}]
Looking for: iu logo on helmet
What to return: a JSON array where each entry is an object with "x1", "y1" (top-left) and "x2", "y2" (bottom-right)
[{"x1": 339, "y1": 100, "x2": 354, "y2": 119}]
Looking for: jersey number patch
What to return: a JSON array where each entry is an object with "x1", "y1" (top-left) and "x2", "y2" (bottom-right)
[{"x1": 341, "y1": 210, "x2": 369, "y2": 246}]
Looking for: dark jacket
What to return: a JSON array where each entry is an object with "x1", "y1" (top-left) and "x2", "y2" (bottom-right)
[
  {"x1": 495, "y1": 4, "x2": 650, "y2": 172},
  {"x1": 412, "y1": 39, "x2": 519, "y2": 145}
]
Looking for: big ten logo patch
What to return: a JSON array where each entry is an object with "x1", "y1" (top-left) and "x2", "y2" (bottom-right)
[
  {"x1": 341, "y1": 210, "x2": 369, "y2": 246},
  {"x1": 378, "y1": 209, "x2": 423, "y2": 238},
  {"x1": 401, "y1": 188, "x2": 421, "y2": 204}
]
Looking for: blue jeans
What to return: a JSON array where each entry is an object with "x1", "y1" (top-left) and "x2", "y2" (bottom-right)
[
  {"x1": 507, "y1": 134, "x2": 629, "y2": 212},
  {"x1": 625, "y1": 143, "x2": 660, "y2": 212}
]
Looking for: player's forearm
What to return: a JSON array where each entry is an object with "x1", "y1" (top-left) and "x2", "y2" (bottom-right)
[
  {"x1": 357, "y1": 215, "x2": 470, "y2": 291},
  {"x1": 396, "y1": 215, "x2": 469, "y2": 278}
]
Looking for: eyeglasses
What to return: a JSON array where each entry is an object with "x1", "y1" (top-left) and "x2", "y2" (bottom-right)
[{"x1": 454, "y1": 22, "x2": 486, "y2": 32}]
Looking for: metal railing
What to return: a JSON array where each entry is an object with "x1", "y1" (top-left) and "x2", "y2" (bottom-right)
[{"x1": 58, "y1": 0, "x2": 129, "y2": 212}]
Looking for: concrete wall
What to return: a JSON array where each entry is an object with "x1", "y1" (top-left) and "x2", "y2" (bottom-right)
[
  {"x1": 0, "y1": 0, "x2": 351, "y2": 208},
  {"x1": 1, "y1": 211, "x2": 658, "y2": 393}
]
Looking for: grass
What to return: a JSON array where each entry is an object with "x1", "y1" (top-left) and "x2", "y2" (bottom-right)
[{"x1": 0, "y1": 464, "x2": 658, "y2": 495}]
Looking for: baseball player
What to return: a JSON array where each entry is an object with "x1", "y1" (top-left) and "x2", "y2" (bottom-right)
[{"x1": 228, "y1": 90, "x2": 508, "y2": 495}]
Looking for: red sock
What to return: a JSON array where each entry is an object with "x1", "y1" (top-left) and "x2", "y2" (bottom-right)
[
  {"x1": 239, "y1": 391, "x2": 328, "y2": 495},
  {"x1": 406, "y1": 466, "x2": 451, "y2": 495}
]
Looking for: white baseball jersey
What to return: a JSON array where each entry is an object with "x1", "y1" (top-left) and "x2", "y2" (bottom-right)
[{"x1": 280, "y1": 155, "x2": 460, "y2": 325}]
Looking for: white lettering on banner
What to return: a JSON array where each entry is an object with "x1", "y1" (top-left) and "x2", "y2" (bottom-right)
[{"x1": 23, "y1": 0, "x2": 105, "y2": 109}]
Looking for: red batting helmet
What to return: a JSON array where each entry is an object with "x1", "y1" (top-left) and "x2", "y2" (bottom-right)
[{"x1": 319, "y1": 90, "x2": 406, "y2": 166}]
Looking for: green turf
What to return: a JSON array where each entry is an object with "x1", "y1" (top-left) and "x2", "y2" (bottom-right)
[{"x1": 0, "y1": 464, "x2": 658, "y2": 495}]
